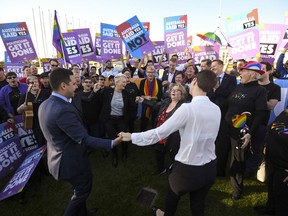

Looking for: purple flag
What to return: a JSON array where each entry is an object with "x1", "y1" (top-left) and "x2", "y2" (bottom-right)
[{"x1": 0, "y1": 22, "x2": 37, "y2": 63}]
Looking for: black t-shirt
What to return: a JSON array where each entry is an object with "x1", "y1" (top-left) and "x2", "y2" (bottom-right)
[
  {"x1": 266, "y1": 110, "x2": 288, "y2": 170},
  {"x1": 0, "y1": 80, "x2": 8, "y2": 90},
  {"x1": 75, "y1": 91, "x2": 101, "y2": 124},
  {"x1": 261, "y1": 82, "x2": 281, "y2": 125},
  {"x1": 225, "y1": 81, "x2": 267, "y2": 139},
  {"x1": 9, "y1": 87, "x2": 21, "y2": 115}
]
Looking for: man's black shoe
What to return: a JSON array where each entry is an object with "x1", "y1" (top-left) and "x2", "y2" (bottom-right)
[{"x1": 151, "y1": 206, "x2": 158, "y2": 216}]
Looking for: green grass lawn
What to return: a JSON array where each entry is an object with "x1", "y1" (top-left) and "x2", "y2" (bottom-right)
[{"x1": 0, "y1": 143, "x2": 267, "y2": 216}]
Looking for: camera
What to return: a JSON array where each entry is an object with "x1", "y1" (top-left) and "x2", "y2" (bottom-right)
[
  {"x1": 236, "y1": 126, "x2": 250, "y2": 149},
  {"x1": 239, "y1": 127, "x2": 250, "y2": 139}
]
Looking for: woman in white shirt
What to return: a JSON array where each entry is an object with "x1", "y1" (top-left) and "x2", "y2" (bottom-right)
[{"x1": 121, "y1": 70, "x2": 221, "y2": 216}]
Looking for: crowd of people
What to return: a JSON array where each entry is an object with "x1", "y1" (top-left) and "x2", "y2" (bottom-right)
[{"x1": 0, "y1": 47, "x2": 287, "y2": 216}]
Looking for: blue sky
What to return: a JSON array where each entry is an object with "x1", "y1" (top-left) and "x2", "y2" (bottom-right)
[{"x1": 0, "y1": 0, "x2": 287, "y2": 61}]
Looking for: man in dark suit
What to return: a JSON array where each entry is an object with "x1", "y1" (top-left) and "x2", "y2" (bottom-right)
[
  {"x1": 161, "y1": 57, "x2": 178, "y2": 93},
  {"x1": 208, "y1": 59, "x2": 237, "y2": 177},
  {"x1": 38, "y1": 68, "x2": 122, "y2": 216}
]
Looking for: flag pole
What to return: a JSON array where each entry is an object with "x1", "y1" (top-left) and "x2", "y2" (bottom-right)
[
  {"x1": 48, "y1": 9, "x2": 55, "y2": 57},
  {"x1": 32, "y1": 8, "x2": 42, "y2": 68},
  {"x1": 60, "y1": 39, "x2": 67, "y2": 68},
  {"x1": 42, "y1": 10, "x2": 49, "y2": 58},
  {"x1": 39, "y1": 6, "x2": 47, "y2": 57}
]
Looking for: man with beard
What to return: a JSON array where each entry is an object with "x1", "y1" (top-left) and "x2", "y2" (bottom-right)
[{"x1": 101, "y1": 60, "x2": 124, "y2": 77}]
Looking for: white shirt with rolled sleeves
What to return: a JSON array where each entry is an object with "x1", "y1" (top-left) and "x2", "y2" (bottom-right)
[
  {"x1": 175, "y1": 64, "x2": 185, "y2": 71},
  {"x1": 131, "y1": 96, "x2": 221, "y2": 166},
  {"x1": 101, "y1": 67, "x2": 123, "y2": 77}
]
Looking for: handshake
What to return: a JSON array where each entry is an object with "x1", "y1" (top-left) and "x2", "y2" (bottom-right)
[{"x1": 113, "y1": 132, "x2": 132, "y2": 147}]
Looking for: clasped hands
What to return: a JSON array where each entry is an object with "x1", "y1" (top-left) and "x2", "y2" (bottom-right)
[
  {"x1": 118, "y1": 132, "x2": 132, "y2": 142},
  {"x1": 135, "y1": 95, "x2": 156, "y2": 103},
  {"x1": 112, "y1": 132, "x2": 132, "y2": 148}
]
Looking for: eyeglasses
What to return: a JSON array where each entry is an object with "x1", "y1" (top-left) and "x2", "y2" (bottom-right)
[
  {"x1": 7, "y1": 76, "x2": 17, "y2": 80},
  {"x1": 84, "y1": 81, "x2": 92, "y2": 84},
  {"x1": 28, "y1": 81, "x2": 35, "y2": 84},
  {"x1": 51, "y1": 64, "x2": 58, "y2": 67},
  {"x1": 171, "y1": 89, "x2": 181, "y2": 93}
]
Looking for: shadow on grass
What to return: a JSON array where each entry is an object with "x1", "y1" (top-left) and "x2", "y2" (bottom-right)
[{"x1": 0, "y1": 144, "x2": 267, "y2": 216}]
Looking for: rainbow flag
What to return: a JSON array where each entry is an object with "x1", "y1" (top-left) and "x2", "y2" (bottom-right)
[
  {"x1": 52, "y1": 10, "x2": 64, "y2": 58},
  {"x1": 232, "y1": 112, "x2": 252, "y2": 129}
]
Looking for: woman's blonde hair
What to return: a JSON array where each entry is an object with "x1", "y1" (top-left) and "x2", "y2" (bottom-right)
[
  {"x1": 114, "y1": 73, "x2": 127, "y2": 85},
  {"x1": 168, "y1": 83, "x2": 186, "y2": 101}
]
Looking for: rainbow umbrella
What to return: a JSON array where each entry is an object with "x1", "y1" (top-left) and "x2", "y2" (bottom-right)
[{"x1": 197, "y1": 32, "x2": 222, "y2": 45}]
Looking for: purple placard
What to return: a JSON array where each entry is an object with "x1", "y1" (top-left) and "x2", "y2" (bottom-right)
[
  {"x1": 4, "y1": 63, "x2": 25, "y2": 77},
  {"x1": 0, "y1": 136, "x2": 25, "y2": 179},
  {"x1": 0, "y1": 22, "x2": 37, "y2": 63},
  {"x1": 281, "y1": 11, "x2": 288, "y2": 49},
  {"x1": 164, "y1": 15, "x2": 188, "y2": 55},
  {"x1": 4, "y1": 51, "x2": 11, "y2": 63},
  {"x1": 173, "y1": 51, "x2": 190, "y2": 64},
  {"x1": 152, "y1": 41, "x2": 167, "y2": 67},
  {"x1": 228, "y1": 29, "x2": 260, "y2": 60},
  {"x1": 95, "y1": 33, "x2": 102, "y2": 61},
  {"x1": 101, "y1": 23, "x2": 123, "y2": 61},
  {"x1": 193, "y1": 45, "x2": 220, "y2": 65},
  {"x1": 14, "y1": 115, "x2": 38, "y2": 154},
  {"x1": 116, "y1": 16, "x2": 154, "y2": 59},
  {"x1": 0, "y1": 145, "x2": 46, "y2": 201},
  {"x1": 62, "y1": 32, "x2": 82, "y2": 64},
  {"x1": 68, "y1": 28, "x2": 96, "y2": 61},
  {"x1": 226, "y1": 9, "x2": 260, "y2": 60},
  {"x1": 260, "y1": 23, "x2": 287, "y2": 64}
]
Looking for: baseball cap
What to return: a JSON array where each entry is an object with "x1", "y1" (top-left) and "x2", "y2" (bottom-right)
[{"x1": 240, "y1": 61, "x2": 265, "y2": 75}]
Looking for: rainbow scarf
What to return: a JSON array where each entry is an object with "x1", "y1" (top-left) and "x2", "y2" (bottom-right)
[{"x1": 144, "y1": 78, "x2": 159, "y2": 118}]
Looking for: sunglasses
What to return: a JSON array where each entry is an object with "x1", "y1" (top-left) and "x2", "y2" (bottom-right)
[
  {"x1": 28, "y1": 80, "x2": 38, "y2": 84},
  {"x1": 7, "y1": 76, "x2": 17, "y2": 80},
  {"x1": 51, "y1": 64, "x2": 58, "y2": 67},
  {"x1": 84, "y1": 81, "x2": 92, "y2": 84}
]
